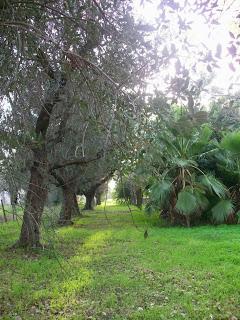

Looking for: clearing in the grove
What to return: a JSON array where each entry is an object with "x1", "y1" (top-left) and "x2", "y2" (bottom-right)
[{"x1": 0, "y1": 202, "x2": 240, "y2": 320}]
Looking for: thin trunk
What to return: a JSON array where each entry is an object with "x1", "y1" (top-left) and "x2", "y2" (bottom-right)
[
  {"x1": 12, "y1": 203, "x2": 17, "y2": 221},
  {"x1": 169, "y1": 205, "x2": 175, "y2": 225},
  {"x1": 187, "y1": 93, "x2": 195, "y2": 116},
  {"x1": 84, "y1": 191, "x2": 95, "y2": 210},
  {"x1": 96, "y1": 192, "x2": 102, "y2": 206},
  {"x1": 10, "y1": 192, "x2": 18, "y2": 220},
  {"x1": 1, "y1": 199, "x2": 7, "y2": 222},
  {"x1": 136, "y1": 188, "x2": 143, "y2": 209},
  {"x1": 58, "y1": 187, "x2": 82, "y2": 225},
  {"x1": 186, "y1": 215, "x2": 190, "y2": 228},
  {"x1": 130, "y1": 193, "x2": 137, "y2": 206}
]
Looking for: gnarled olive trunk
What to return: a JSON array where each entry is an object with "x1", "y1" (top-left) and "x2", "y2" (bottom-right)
[
  {"x1": 95, "y1": 192, "x2": 102, "y2": 206},
  {"x1": 59, "y1": 186, "x2": 82, "y2": 225},
  {"x1": 18, "y1": 148, "x2": 48, "y2": 248},
  {"x1": 84, "y1": 191, "x2": 95, "y2": 210},
  {"x1": 16, "y1": 67, "x2": 67, "y2": 248},
  {"x1": 83, "y1": 175, "x2": 113, "y2": 210}
]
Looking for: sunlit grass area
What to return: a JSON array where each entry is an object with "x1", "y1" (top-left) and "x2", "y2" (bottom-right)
[{"x1": 1, "y1": 202, "x2": 240, "y2": 319}]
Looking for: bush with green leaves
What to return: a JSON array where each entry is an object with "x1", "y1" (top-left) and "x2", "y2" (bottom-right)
[{"x1": 142, "y1": 114, "x2": 239, "y2": 226}]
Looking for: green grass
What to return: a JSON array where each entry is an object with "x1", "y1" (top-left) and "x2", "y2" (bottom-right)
[
  {"x1": 0, "y1": 204, "x2": 23, "y2": 219},
  {"x1": 1, "y1": 202, "x2": 240, "y2": 319}
]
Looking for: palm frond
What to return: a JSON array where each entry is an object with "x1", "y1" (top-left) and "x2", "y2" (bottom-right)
[
  {"x1": 199, "y1": 174, "x2": 227, "y2": 198},
  {"x1": 145, "y1": 201, "x2": 158, "y2": 215},
  {"x1": 171, "y1": 158, "x2": 198, "y2": 168},
  {"x1": 149, "y1": 180, "x2": 172, "y2": 207},
  {"x1": 190, "y1": 125, "x2": 213, "y2": 155},
  {"x1": 221, "y1": 131, "x2": 240, "y2": 154},
  {"x1": 194, "y1": 189, "x2": 209, "y2": 211},
  {"x1": 211, "y1": 199, "x2": 234, "y2": 223},
  {"x1": 198, "y1": 124, "x2": 213, "y2": 142},
  {"x1": 159, "y1": 135, "x2": 181, "y2": 157},
  {"x1": 175, "y1": 190, "x2": 198, "y2": 215}
]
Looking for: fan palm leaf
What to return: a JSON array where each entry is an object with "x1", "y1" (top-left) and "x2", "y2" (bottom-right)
[
  {"x1": 176, "y1": 190, "x2": 198, "y2": 215},
  {"x1": 199, "y1": 174, "x2": 227, "y2": 198},
  {"x1": 211, "y1": 199, "x2": 234, "y2": 223},
  {"x1": 149, "y1": 180, "x2": 172, "y2": 207}
]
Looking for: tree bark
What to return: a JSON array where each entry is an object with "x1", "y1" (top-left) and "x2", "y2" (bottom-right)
[
  {"x1": 95, "y1": 192, "x2": 102, "y2": 206},
  {"x1": 84, "y1": 191, "x2": 95, "y2": 210},
  {"x1": 16, "y1": 60, "x2": 67, "y2": 248},
  {"x1": 83, "y1": 174, "x2": 113, "y2": 210},
  {"x1": 136, "y1": 188, "x2": 143, "y2": 209},
  {"x1": 169, "y1": 205, "x2": 175, "y2": 225},
  {"x1": 17, "y1": 148, "x2": 48, "y2": 247},
  {"x1": 58, "y1": 186, "x2": 82, "y2": 225}
]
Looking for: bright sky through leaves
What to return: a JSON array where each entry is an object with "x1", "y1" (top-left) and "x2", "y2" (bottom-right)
[{"x1": 133, "y1": 0, "x2": 240, "y2": 103}]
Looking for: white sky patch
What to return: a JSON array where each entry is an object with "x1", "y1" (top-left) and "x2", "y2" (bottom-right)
[
  {"x1": 133, "y1": 0, "x2": 240, "y2": 103},
  {"x1": 108, "y1": 179, "x2": 116, "y2": 192}
]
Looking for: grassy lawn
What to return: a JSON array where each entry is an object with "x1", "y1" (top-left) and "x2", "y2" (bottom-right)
[{"x1": 1, "y1": 202, "x2": 240, "y2": 319}]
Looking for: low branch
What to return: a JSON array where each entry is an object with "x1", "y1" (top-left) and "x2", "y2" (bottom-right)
[
  {"x1": 50, "y1": 169, "x2": 65, "y2": 187},
  {"x1": 49, "y1": 154, "x2": 102, "y2": 172},
  {"x1": 49, "y1": 146, "x2": 114, "y2": 172}
]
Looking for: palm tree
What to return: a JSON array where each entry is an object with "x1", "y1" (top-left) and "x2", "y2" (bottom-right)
[{"x1": 144, "y1": 120, "x2": 235, "y2": 226}]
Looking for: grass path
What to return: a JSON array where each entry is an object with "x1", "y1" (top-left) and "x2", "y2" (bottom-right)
[{"x1": 0, "y1": 203, "x2": 240, "y2": 319}]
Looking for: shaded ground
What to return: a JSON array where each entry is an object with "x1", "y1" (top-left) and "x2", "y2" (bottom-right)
[{"x1": 0, "y1": 203, "x2": 240, "y2": 319}]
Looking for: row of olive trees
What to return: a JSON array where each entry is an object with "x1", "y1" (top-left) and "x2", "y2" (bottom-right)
[
  {"x1": 0, "y1": 0, "x2": 239, "y2": 247},
  {"x1": 0, "y1": 0, "x2": 157, "y2": 248}
]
